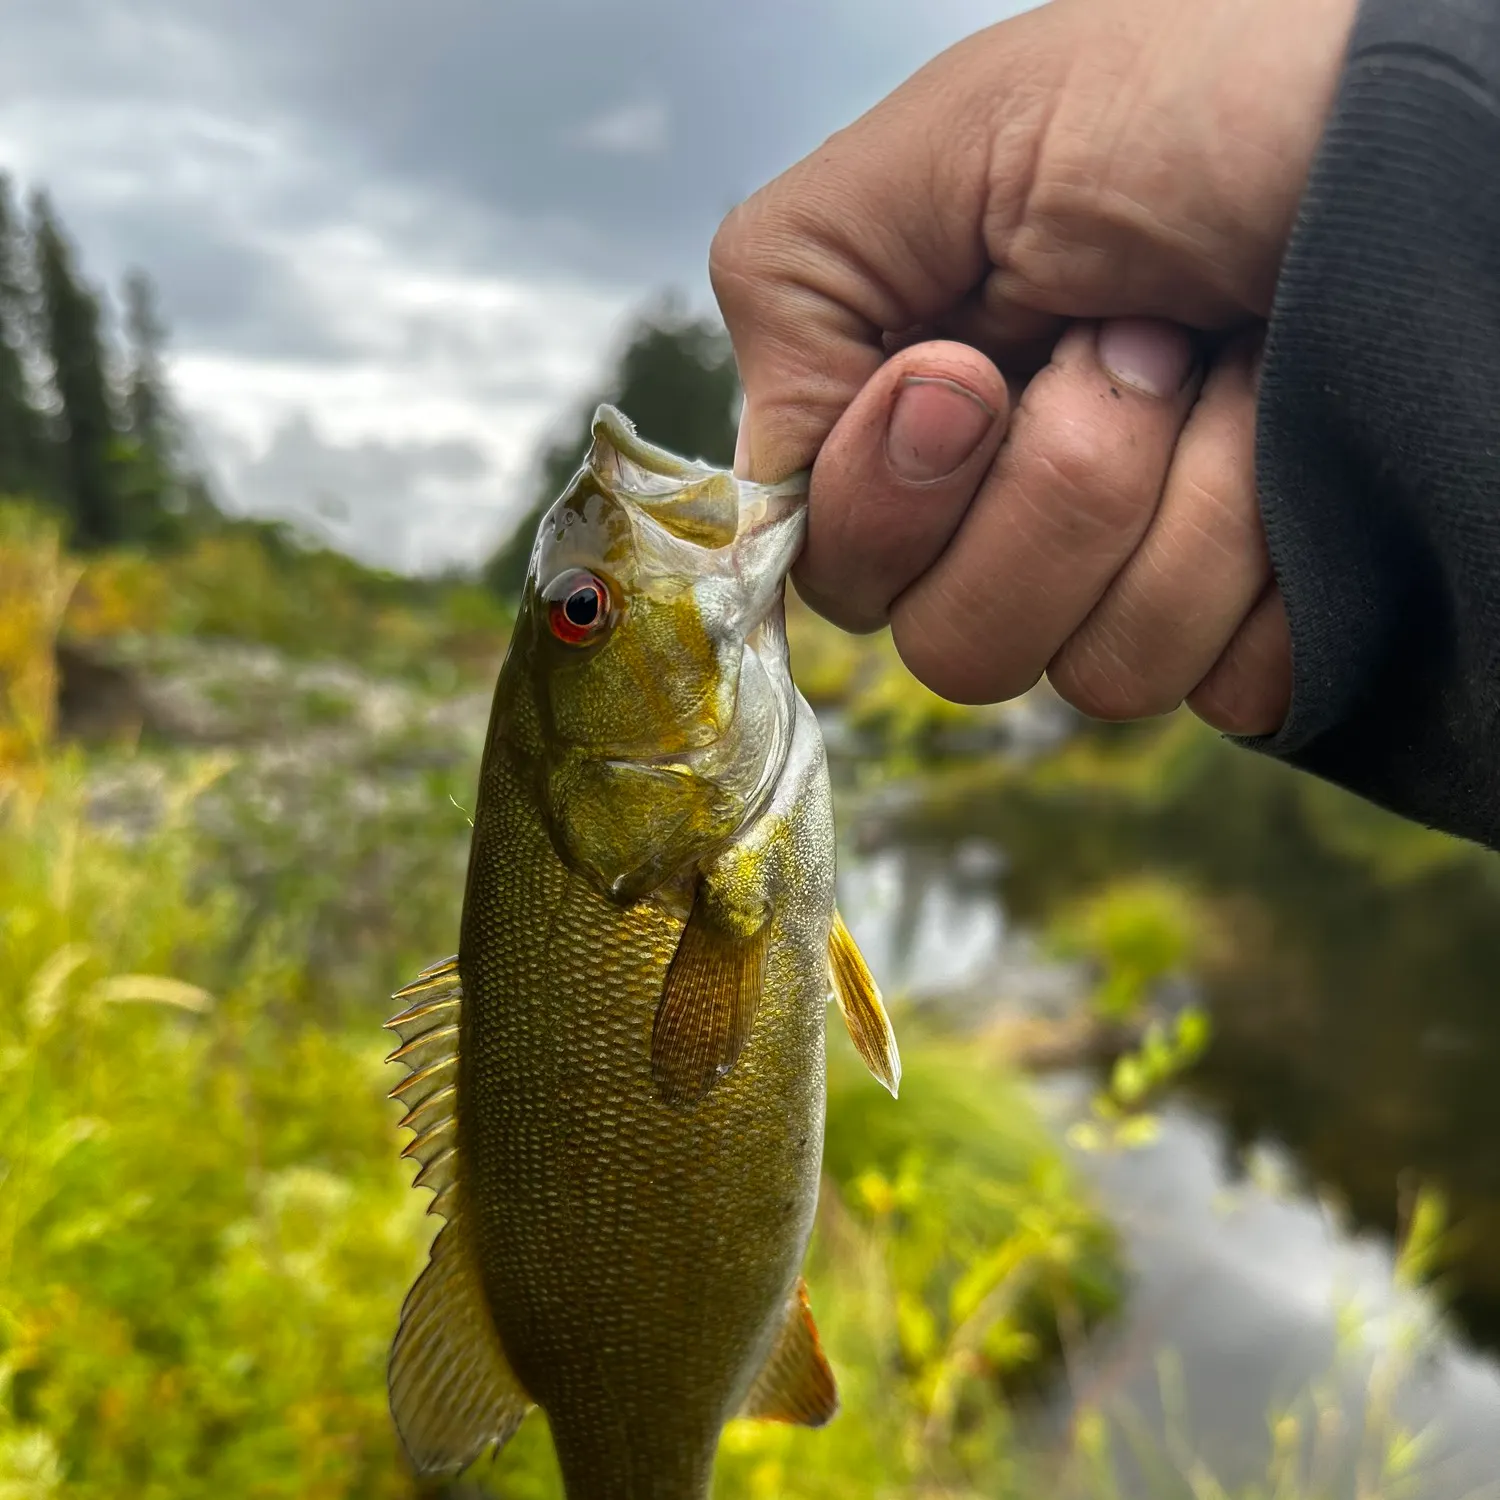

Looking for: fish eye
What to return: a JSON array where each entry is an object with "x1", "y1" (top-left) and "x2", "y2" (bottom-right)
[{"x1": 543, "y1": 569, "x2": 612, "y2": 646}]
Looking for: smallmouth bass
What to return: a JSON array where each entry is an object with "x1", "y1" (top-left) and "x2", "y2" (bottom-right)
[{"x1": 385, "y1": 407, "x2": 900, "y2": 1499}]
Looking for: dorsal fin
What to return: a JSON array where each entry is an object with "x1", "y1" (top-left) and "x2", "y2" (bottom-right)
[
  {"x1": 384, "y1": 957, "x2": 534, "y2": 1475},
  {"x1": 740, "y1": 1279, "x2": 838, "y2": 1428},
  {"x1": 386, "y1": 956, "x2": 464, "y2": 1219},
  {"x1": 829, "y1": 911, "x2": 901, "y2": 1098}
]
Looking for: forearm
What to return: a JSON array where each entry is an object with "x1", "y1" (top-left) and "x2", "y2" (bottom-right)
[{"x1": 1251, "y1": 0, "x2": 1500, "y2": 846}]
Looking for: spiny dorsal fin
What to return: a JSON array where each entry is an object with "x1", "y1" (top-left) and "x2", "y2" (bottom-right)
[
  {"x1": 651, "y1": 894, "x2": 770, "y2": 1108},
  {"x1": 385, "y1": 957, "x2": 534, "y2": 1476},
  {"x1": 829, "y1": 910, "x2": 901, "y2": 1098},
  {"x1": 386, "y1": 955, "x2": 464, "y2": 1221},
  {"x1": 388, "y1": 1211, "x2": 533, "y2": 1476},
  {"x1": 740, "y1": 1279, "x2": 838, "y2": 1428}
]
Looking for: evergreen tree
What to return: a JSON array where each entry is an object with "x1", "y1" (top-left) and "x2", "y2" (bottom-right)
[
  {"x1": 0, "y1": 175, "x2": 48, "y2": 499},
  {"x1": 123, "y1": 269, "x2": 171, "y2": 455},
  {"x1": 117, "y1": 267, "x2": 192, "y2": 540},
  {"x1": 483, "y1": 299, "x2": 741, "y2": 599},
  {"x1": 32, "y1": 191, "x2": 122, "y2": 548}
]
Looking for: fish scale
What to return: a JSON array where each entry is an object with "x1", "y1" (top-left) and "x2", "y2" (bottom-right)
[
  {"x1": 464, "y1": 746, "x2": 827, "y2": 1466},
  {"x1": 383, "y1": 407, "x2": 901, "y2": 1498}
]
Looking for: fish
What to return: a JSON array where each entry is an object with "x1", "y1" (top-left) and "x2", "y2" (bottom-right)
[{"x1": 383, "y1": 405, "x2": 900, "y2": 1500}]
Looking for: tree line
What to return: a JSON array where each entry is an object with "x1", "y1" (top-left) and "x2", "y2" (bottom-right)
[
  {"x1": 0, "y1": 175, "x2": 212, "y2": 552},
  {"x1": 0, "y1": 171, "x2": 741, "y2": 582}
]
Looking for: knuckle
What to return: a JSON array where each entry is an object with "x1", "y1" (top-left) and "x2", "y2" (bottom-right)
[
  {"x1": 708, "y1": 200, "x2": 765, "y2": 312},
  {"x1": 1024, "y1": 419, "x2": 1155, "y2": 545},
  {"x1": 1188, "y1": 669, "x2": 1281, "y2": 736},
  {"x1": 1189, "y1": 599, "x2": 1293, "y2": 736},
  {"x1": 1049, "y1": 638, "x2": 1179, "y2": 722}
]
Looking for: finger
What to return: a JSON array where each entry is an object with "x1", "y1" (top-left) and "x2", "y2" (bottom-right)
[
  {"x1": 890, "y1": 317, "x2": 1201, "y2": 704},
  {"x1": 1187, "y1": 586, "x2": 1293, "y2": 736},
  {"x1": 792, "y1": 340, "x2": 1009, "y2": 634},
  {"x1": 1048, "y1": 333, "x2": 1267, "y2": 719}
]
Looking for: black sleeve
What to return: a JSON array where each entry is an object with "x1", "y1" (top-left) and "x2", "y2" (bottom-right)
[{"x1": 1248, "y1": 0, "x2": 1500, "y2": 850}]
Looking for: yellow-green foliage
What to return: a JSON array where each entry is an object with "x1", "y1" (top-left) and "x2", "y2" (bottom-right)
[
  {"x1": 0, "y1": 763, "x2": 426, "y2": 1497},
  {"x1": 0, "y1": 506, "x2": 80, "y2": 766},
  {"x1": 0, "y1": 760, "x2": 1119, "y2": 1499},
  {"x1": 1049, "y1": 877, "x2": 1201, "y2": 1023},
  {"x1": 59, "y1": 517, "x2": 512, "y2": 686}
]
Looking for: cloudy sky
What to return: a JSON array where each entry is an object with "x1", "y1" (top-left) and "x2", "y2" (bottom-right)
[{"x1": 0, "y1": 0, "x2": 1026, "y2": 572}]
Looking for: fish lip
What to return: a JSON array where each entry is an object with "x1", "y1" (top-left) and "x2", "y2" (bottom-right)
[{"x1": 729, "y1": 482, "x2": 807, "y2": 577}]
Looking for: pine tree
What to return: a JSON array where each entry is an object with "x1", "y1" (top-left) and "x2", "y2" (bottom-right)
[
  {"x1": 0, "y1": 175, "x2": 48, "y2": 500},
  {"x1": 483, "y1": 299, "x2": 741, "y2": 599},
  {"x1": 123, "y1": 269, "x2": 170, "y2": 455},
  {"x1": 32, "y1": 191, "x2": 123, "y2": 548},
  {"x1": 117, "y1": 267, "x2": 188, "y2": 540}
]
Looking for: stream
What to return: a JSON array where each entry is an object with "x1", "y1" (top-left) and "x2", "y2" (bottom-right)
[{"x1": 834, "y1": 727, "x2": 1500, "y2": 1497}]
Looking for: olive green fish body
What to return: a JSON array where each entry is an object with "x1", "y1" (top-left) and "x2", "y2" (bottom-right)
[
  {"x1": 461, "y1": 683, "x2": 832, "y2": 1495},
  {"x1": 384, "y1": 408, "x2": 899, "y2": 1499}
]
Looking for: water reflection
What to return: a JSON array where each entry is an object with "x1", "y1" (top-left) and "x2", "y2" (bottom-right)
[
  {"x1": 833, "y1": 715, "x2": 1500, "y2": 1492},
  {"x1": 1045, "y1": 1088, "x2": 1500, "y2": 1498},
  {"x1": 836, "y1": 843, "x2": 1005, "y2": 1003}
]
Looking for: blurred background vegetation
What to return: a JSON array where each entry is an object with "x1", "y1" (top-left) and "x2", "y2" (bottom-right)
[{"x1": 2, "y1": 187, "x2": 1497, "y2": 1499}]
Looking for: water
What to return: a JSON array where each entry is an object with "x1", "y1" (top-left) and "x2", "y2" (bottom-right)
[{"x1": 833, "y1": 719, "x2": 1500, "y2": 1495}]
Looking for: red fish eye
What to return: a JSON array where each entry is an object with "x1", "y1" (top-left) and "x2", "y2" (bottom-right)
[{"x1": 544, "y1": 570, "x2": 611, "y2": 645}]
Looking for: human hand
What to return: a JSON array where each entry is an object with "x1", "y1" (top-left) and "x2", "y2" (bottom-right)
[{"x1": 711, "y1": 0, "x2": 1359, "y2": 734}]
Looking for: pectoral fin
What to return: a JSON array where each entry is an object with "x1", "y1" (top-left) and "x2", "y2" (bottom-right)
[
  {"x1": 740, "y1": 1279, "x2": 839, "y2": 1428},
  {"x1": 651, "y1": 885, "x2": 771, "y2": 1107},
  {"x1": 829, "y1": 910, "x2": 901, "y2": 1097}
]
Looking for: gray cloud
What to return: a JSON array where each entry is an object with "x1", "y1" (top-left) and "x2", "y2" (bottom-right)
[
  {"x1": 216, "y1": 412, "x2": 496, "y2": 571},
  {"x1": 2, "y1": 0, "x2": 1020, "y2": 287},
  {"x1": 0, "y1": 0, "x2": 1028, "y2": 569}
]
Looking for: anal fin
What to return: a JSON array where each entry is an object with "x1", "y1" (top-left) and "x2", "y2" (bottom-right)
[
  {"x1": 740, "y1": 1279, "x2": 838, "y2": 1428},
  {"x1": 389, "y1": 1209, "x2": 533, "y2": 1476},
  {"x1": 652, "y1": 888, "x2": 770, "y2": 1107},
  {"x1": 829, "y1": 910, "x2": 901, "y2": 1097}
]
